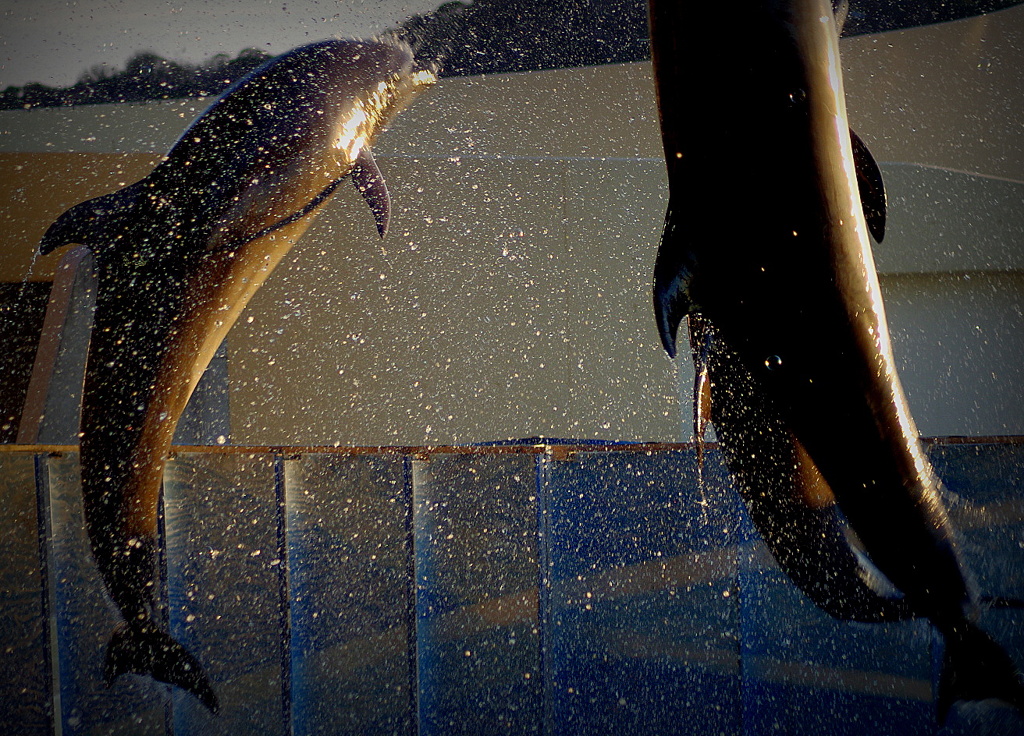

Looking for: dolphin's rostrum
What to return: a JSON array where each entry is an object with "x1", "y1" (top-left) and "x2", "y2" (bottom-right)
[
  {"x1": 648, "y1": 0, "x2": 1024, "y2": 718},
  {"x1": 39, "y1": 37, "x2": 434, "y2": 710}
]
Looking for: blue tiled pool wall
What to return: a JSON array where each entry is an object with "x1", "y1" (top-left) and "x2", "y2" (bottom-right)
[{"x1": 1, "y1": 441, "x2": 1021, "y2": 735}]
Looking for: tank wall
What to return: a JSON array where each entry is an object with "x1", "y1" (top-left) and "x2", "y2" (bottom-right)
[{"x1": 1, "y1": 8, "x2": 1020, "y2": 442}]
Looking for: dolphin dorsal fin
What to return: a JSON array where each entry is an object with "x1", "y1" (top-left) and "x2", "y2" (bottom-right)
[
  {"x1": 850, "y1": 128, "x2": 886, "y2": 243},
  {"x1": 652, "y1": 199, "x2": 699, "y2": 358},
  {"x1": 351, "y1": 147, "x2": 391, "y2": 239},
  {"x1": 39, "y1": 185, "x2": 141, "y2": 257}
]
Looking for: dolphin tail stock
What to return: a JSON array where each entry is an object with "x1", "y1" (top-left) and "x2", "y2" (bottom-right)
[
  {"x1": 106, "y1": 620, "x2": 219, "y2": 714},
  {"x1": 936, "y1": 619, "x2": 1024, "y2": 721},
  {"x1": 39, "y1": 184, "x2": 142, "y2": 256},
  {"x1": 691, "y1": 314, "x2": 917, "y2": 623}
]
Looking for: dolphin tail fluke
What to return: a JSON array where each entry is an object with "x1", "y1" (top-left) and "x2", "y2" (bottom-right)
[
  {"x1": 106, "y1": 621, "x2": 219, "y2": 714},
  {"x1": 39, "y1": 185, "x2": 140, "y2": 255},
  {"x1": 937, "y1": 621, "x2": 1024, "y2": 722}
]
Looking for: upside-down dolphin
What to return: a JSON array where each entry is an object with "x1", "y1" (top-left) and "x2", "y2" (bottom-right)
[
  {"x1": 38, "y1": 37, "x2": 435, "y2": 711},
  {"x1": 648, "y1": 0, "x2": 1024, "y2": 716}
]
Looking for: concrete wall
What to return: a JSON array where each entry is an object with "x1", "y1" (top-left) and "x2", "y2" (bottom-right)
[{"x1": 1, "y1": 6, "x2": 1021, "y2": 443}]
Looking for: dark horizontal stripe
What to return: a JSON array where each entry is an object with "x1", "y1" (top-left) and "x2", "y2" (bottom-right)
[
  {"x1": 407, "y1": 0, "x2": 1024, "y2": 78},
  {"x1": 3, "y1": 0, "x2": 1020, "y2": 110}
]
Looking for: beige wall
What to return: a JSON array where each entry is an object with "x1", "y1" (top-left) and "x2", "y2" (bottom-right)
[
  {"x1": 1, "y1": 7, "x2": 1021, "y2": 443},
  {"x1": 842, "y1": 4, "x2": 1024, "y2": 182},
  {"x1": 225, "y1": 154, "x2": 679, "y2": 445},
  {"x1": 883, "y1": 271, "x2": 1023, "y2": 437},
  {"x1": 0, "y1": 152, "x2": 162, "y2": 281}
]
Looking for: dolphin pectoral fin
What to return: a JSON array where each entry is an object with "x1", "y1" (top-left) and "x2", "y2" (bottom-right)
[
  {"x1": 850, "y1": 128, "x2": 886, "y2": 243},
  {"x1": 351, "y1": 147, "x2": 391, "y2": 238},
  {"x1": 653, "y1": 201, "x2": 698, "y2": 358},
  {"x1": 106, "y1": 621, "x2": 219, "y2": 713},
  {"x1": 938, "y1": 621, "x2": 1024, "y2": 722},
  {"x1": 39, "y1": 185, "x2": 141, "y2": 255}
]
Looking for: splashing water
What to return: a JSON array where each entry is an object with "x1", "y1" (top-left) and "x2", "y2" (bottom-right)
[{"x1": 690, "y1": 313, "x2": 714, "y2": 523}]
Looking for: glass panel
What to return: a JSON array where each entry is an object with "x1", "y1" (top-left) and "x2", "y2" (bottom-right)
[
  {"x1": 45, "y1": 452, "x2": 168, "y2": 735},
  {"x1": 929, "y1": 441, "x2": 1024, "y2": 735},
  {"x1": 284, "y1": 452, "x2": 414, "y2": 736},
  {"x1": 546, "y1": 446, "x2": 742, "y2": 735},
  {"x1": 734, "y1": 439, "x2": 1024, "y2": 735},
  {"x1": 163, "y1": 452, "x2": 285, "y2": 735},
  {"x1": 9, "y1": 439, "x2": 1024, "y2": 734},
  {"x1": 413, "y1": 451, "x2": 543, "y2": 735},
  {"x1": 0, "y1": 453, "x2": 51, "y2": 734},
  {"x1": 737, "y1": 514, "x2": 933, "y2": 736}
]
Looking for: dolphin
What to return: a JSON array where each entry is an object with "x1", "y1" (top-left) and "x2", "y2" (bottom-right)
[
  {"x1": 648, "y1": 0, "x2": 1024, "y2": 716},
  {"x1": 38, "y1": 37, "x2": 435, "y2": 710},
  {"x1": 688, "y1": 314, "x2": 915, "y2": 623}
]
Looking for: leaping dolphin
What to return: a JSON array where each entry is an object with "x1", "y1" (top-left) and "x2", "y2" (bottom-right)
[
  {"x1": 648, "y1": 0, "x2": 1024, "y2": 717},
  {"x1": 38, "y1": 37, "x2": 435, "y2": 710}
]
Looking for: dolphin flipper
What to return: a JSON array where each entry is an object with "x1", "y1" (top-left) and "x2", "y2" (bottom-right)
[
  {"x1": 106, "y1": 621, "x2": 219, "y2": 713},
  {"x1": 351, "y1": 147, "x2": 391, "y2": 238},
  {"x1": 850, "y1": 128, "x2": 886, "y2": 243}
]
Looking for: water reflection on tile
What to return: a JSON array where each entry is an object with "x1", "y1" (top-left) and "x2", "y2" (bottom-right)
[
  {"x1": 546, "y1": 447, "x2": 743, "y2": 736},
  {"x1": 164, "y1": 452, "x2": 285, "y2": 736},
  {"x1": 413, "y1": 451, "x2": 543, "y2": 735},
  {"x1": 45, "y1": 452, "x2": 169, "y2": 735},
  {"x1": 0, "y1": 454, "x2": 51, "y2": 735},
  {"x1": 285, "y1": 452, "x2": 414, "y2": 736}
]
